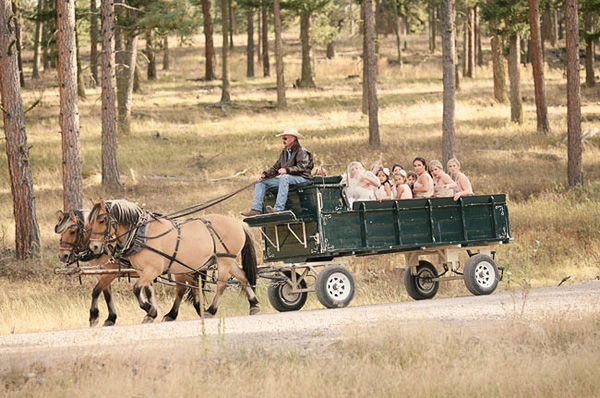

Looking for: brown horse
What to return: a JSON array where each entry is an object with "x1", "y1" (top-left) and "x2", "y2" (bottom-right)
[
  {"x1": 86, "y1": 200, "x2": 259, "y2": 323},
  {"x1": 55, "y1": 209, "x2": 122, "y2": 327}
]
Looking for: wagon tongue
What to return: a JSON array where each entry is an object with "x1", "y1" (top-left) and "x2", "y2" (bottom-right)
[{"x1": 243, "y1": 210, "x2": 297, "y2": 227}]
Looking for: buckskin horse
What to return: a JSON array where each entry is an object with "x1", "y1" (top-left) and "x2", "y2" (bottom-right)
[{"x1": 86, "y1": 200, "x2": 259, "y2": 323}]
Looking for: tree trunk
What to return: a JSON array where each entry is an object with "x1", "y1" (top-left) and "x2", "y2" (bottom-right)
[
  {"x1": 42, "y1": 13, "x2": 50, "y2": 71},
  {"x1": 101, "y1": 0, "x2": 120, "y2": 186},
  {"x1": 466, "y1": 7, "x2": 475, "y2": 78},
  {"x1": 262, "y1": 6, "x2": 270, "y2": 77},
  {"x1": 349, "y1": 0, "x2": 355, "y2": 35},
  {"x1": 257, "y1": 10, "x2": 261, "y2": 64},
  {"x1": 273, "y1": 0, "x2": 286, "y2": 108},
  {"x1": 584, "y1": 11, "x2": 595, "y2": 87},
  {"x1": 133, "y1": 63, "x2": 141, "y2": 93},
  {"x1": 364, "y1": 0, "x2": 379, "y2": 147},
  {"x1": 0, "y1": 0, "x2": 41, "y2": 258},
  {"x1": 162, "y1": 35, "x2": 169, "y2": 70},
  {"x1": 508, "y1": 34, "x2": 523, "y2": 124},
  {"x1": 542, "y1": 6, "x2": 551, "y2": 43},
  {"x1": 490, "y1": 24, "x2": 508, "y2": 103},
  {"x1": 474, "y1": 6, "x2": 480, "y2": 67},
  {"x1": 75, "y1": 26, "x2": 86, "y2": 99},
  {"x1": 11, "y1": 1, "x2": 24, "y2": 87},
  {"x1": 462, "y1": 20, "x2": 467, "y2": 76},
  {"x1": 428, "y1": 0, "x2": 435, "y2": 53},
  {"x1": 117, "y1": 31, "x2": 137, "y2": 134},
  {"x1": 228, "y1": 0, "x2": 234, "y2": 49},
  {"x1": 391, "y1": 0, "x2": 402, "y2": 66},
  {"x1": 219, "y1": 0, "x2": 230, "y2": 104},
  {"x1": 566, "y1": 0, "x2": 582, "y2": 186},
  {"x1": 528, "y1": 0, "x2": 550, "y2": 133},
  {"x1": 441, "y1": 0, "x2": 455, "y2": 166},
  {"x1": 90, "y1": 0, "x2": 99, "y2": 85},
  {"x1": 326, "y1": 41, "x2": 336, "y2": 59},
  {"x1": 362, "y1": 2, "x2": 367, "y2": 115},
  {"x1": 32, "y1": 0, "x2": 45, "y2": 79},
  {"x1": 57, "y1": 0, "x2": 84, "y2": 210},
  {"x1": 246, "y1": 10, "x2": 254, "y2": 78},
  {"x1": 146, "y1": 30, "x2": 156, "y2": 80},
  {"x1": 551, "y1": 8, "x2": 559, "y2": 46},
  {"x1": 298, "y1": 10, "x2": 315, "y2": 88},
  {"x1": 201, "y1": 0, "x2": 216, "y2": 80}
]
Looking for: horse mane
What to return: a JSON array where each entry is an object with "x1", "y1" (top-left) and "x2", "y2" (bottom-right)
[
  {"x1": 105, "y1": 199, "x2": 145, "y2": 226},
  {"x1": 55, "y1": 209, "x2": 90, "y2": 233}
]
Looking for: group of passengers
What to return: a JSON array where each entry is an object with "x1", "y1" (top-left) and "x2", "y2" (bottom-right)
[
  {"x1": 342, "y1": 157, "x2": 473, "y2": 208},
  {"x1": 241, "y1": 128, "x2": 474, "y2": 217}
]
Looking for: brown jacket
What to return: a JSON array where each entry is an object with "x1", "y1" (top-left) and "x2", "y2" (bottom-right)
[{"x1": 263, "y1": 141, "x2": 314, "y2": 179}]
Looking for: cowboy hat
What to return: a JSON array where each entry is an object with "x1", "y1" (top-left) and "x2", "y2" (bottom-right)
[{"x1": 275, "y1": 127, "x2": 304, "y2": 139}]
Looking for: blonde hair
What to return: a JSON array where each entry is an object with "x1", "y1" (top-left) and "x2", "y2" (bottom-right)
[
  {"x1": 447, "y1": 157, "x2": 461, "y2": 168},
  {"x1": 429, "y1": 159, "x2": 443, "y2": 170}
]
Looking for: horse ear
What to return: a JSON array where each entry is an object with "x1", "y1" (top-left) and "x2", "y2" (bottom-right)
[
  {"x1": 55, "y1": 210, "x2": 66, "y2": 234},
  {"x1": 69, "y1": 211, "x2": 78, "y2": 223}
]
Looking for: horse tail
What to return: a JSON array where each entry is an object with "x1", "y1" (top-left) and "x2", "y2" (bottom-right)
[{"x1": 241, "y1": 226, "x2": 258, "y2": 291}]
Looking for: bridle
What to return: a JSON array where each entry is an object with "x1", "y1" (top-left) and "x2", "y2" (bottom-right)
[
  {"x1": 59, "y1": 217, "x2": 94, "y2": 264},
  {"x1": 89, "y1": 209, "x2": 117, "y2": 254}
]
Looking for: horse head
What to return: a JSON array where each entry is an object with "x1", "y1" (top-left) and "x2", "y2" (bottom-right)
[
  {"x1": 87, "y1": 200, "x2": 114, "y2": 255},
  {"x1": 55, "y1": 209, "x2": 88, "y2": 263}
]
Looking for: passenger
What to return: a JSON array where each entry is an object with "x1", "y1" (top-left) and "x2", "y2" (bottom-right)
[
  {"x1": 406, "y1": 171, "x2": 418, "y2": 191},
  {"x1": 344, "y1": 161, "x2": 380, "y2": 207},
  {"x1": 412, "y1": 157, "x2": 434, "y2": 198},
  {"x1": 313, "y1": 166, "x2": 327, "y2": 177},
  {"x1": 430, "y1": 159, "x2": 456, "y2": 198},
  {"x1": 375, "y1": 167, "x2": 393, "y2": 201},
  {"x1": 447, "y1": 157, "x2": 473, "y2": 201},
  {"x1": 393, "y1": 169, "x2": 413, "y2": 199},
  {"x1": 390, "y1": 163, "x2": 404, "y2": 198}
]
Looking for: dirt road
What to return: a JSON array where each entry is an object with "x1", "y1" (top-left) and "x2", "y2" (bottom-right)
[{"x1": 1, "y1": 280, "x2": 598, "y2": 364}]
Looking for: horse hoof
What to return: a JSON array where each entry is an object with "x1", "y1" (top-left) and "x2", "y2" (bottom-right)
[
  {"x1": 249, "y1": 306, "x2": 260, "y2": 315},
  {"x1": 142, "y1": 316, "x2": 155, "y2": 324},
  {"x1": 203, "y1": 312, "x2": 214, "y2": 319},
  {"x1": 89, "y1": 318, "x2": 99, "y2": 328},
  {"x1": 162, "y1": 315, "x2": 175, "y2": 322},
  {"x1": 102, "y1": 320, "x2": 115, "y2": 327}
]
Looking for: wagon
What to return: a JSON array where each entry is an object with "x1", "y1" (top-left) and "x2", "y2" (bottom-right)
[{"x1": 244, "y1": 176, "x2": 512, "y2": 312}]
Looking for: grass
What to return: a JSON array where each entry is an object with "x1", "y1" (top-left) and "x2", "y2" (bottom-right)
[
  {"x1": 1, "y1": 30, "x2": 600, "y2": 335},
  {"x1": 2, "y1": 312, "x2": 600, "y2": 396}
]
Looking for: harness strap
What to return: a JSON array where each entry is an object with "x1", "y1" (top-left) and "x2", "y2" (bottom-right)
[{"x1": 165, "y1": 221, "x2": 182, "y2": 281}]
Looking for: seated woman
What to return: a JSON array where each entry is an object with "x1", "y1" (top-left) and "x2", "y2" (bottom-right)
[
  {"x1": 430, "y1": 159, "x2": 457, "y2": 198},
  {"x1": 375, "y1": 167, "x2": 393, "y2": 201},
  {"x1": 393, "y1": 169, "x2": 413, "y2": 199},
  {"x1": 343, "y1": 161, "x2": 380, "y2": 207},
  {"x1": 412, "y1": 157, "x2": 434, "y2": 198},
  {"x1": 447, "y1": 157, "x2": 473, "y2": 201}
]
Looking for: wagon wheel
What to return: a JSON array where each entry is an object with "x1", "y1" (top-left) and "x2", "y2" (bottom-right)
[
  {"x1": 463, "y1": 254, "x2": 499, "y2": 295},
  {"x1": 315, "y1": 265, "x2": 355, "y2": 309},
  {"x1": 267, "y1": 271, "x2": 308, "y2": 312},
  {"x1": 404, "y1": 260, "x2": 439, "y2": 300}
]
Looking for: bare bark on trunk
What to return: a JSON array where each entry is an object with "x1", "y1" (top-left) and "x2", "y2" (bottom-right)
[
  {"x1": 32, "y1": 0, "x2": 45, "y2": 79},
  {"x1": 490, "y1": 24, "x2": 508, "y2": 103},
  {"x1": 162, "y1": 35, "x2": 169, "y2": 70},
  {"x1": 551, "y1": 8, "x2": 558, "y2": 47},
  {"x1": 117, "y1": 31, "x2": 137, "y2": 134},
  {"x1": 566, "y1": 0, "x2": 582, "y2": 186},
  {"x1": 584, "y1": 11, "x2": 595, "y2": 87},
  {"x1": 257, "y1": 10, "x2": 261, "y2": 64},
  {"x1": 391, "y1": 0, "x2": 402, "y2": 66},
  {"x1": 262, "y1": 6, "x2": 270, "y2": 77},
  {"x1": 57, "y1": 0, "x2": 84, "y2": 210},
  {"x1": 11, "y1": 2, "x2": 24, "y2": 87},
  {"x1": 364, "y1": 0, "x2": 379, "y2": 147},
  {"x1": 0, "y1": 0, "x2": 41, "y2": 258},
  {"x1": 326, "y1": 41, "x2": 335, "y2": 59},
  {"x1": 229, "y1": 0, "x2": 234, "y2": 49},
  {"x1": 219, "y1": 0, "x2": 230, "y2": 104},
  {"x1": 133, "y1": 63, "x2": 141, "y2": 93},
  {"x1": 246, "y1": 10, "x2": 254, "y2": 78},
  {"x1": 441, "y1": 0, "x2": 455, "y2": 166},
  {"x1": 508, "y1": 34, "x2": 523, "y2": 124},
  {"x1": 201, "y1": 0, "x2": 215, "y2": 80},
  {"x1": 528, "y1": 0, "x2": 550, "y2": 133},
  {"x1": 101, "y1": 0, "x2": 120, "y2": 186},
  {"x1": 75, "y1": 27, "x2": 86, "y2": 99},
  {"x1": 146, "y1": 30, "x2": 156, "y2": 80},
  {"x1": 462, "y1": 20, "x2": 467, "y2": 76},
  {"x1": 273, "y1": 0, "x2": 286, "y2": 108},
  {"x1": 542, "y1": 6, "x2": 551, "y2": 43},
  {"x1": 474, "y1": 6, "x2": 480, "y2": 67},
  {"x1": 90, "y1": 0, "x2": 99, "y2": 85},
  {"x1": 349, "y1": 0, "x2": 354, "y2": 35},
  {"x1": 362, "y1": 2, "x2": 367, "y2": 115},
  {"x1": 42, "y1": 13, "x2": 49, "y2": 71},
  {"x1": 298, "y1": 10, "x2": 315, "y2": 88},
  {"x1": 428, "y1": 0, "x2": 435, "y2": 53},
  {"x1": 466, "y1": 7, "x2": 475, "y2": 78}
]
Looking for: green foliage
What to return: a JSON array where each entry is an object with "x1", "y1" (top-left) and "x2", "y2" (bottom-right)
[
  {"x1": 138, "y1": 0, "x2": 201, "y2": 37},
  {"x1": 480, "y1": 0, "x2": 530, "y2": 38}
]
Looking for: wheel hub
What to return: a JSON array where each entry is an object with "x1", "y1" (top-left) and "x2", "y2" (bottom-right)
[
  {"x1": 326, "y1": 273, "x2": 351, "y2": 300},
  {"x1": 474, "y1": 261, "x2": 494, "y2": 288}
]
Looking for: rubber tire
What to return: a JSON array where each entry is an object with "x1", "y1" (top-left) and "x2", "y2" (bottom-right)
[
  {"x1": 404, "y1": 260, "x2": 440, "y2": 300},
  {"x1": 267, "y1": 271, "x2": 308, "y2": 312},
  {"x1": 315, "y1": 265, "x2": 356, "y2": 309},
  {"x1": 463, "y1": 254, "x2": 499, "y2": 295}
]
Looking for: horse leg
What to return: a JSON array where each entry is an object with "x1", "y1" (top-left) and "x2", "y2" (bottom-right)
[
  {"x1": 133, "y1": 275, "x2": 158, "y2": 324},
  {"x1": 143, "y1": 285, "x2": 158, "y2": 323},
  {"x1": 229, "y1": 264, "x2": 260, "y2": 315},
  {"x1": 205, "y1": 276, "x2": 227, "y2": 318},
  {"x1": 162, "y1": 281, "x2": 187, "y2": 322},
  {"x1": 102, "y1": 284, "x2": 118, "y2": 326},
  {"x1": 89, "y1": 274, "x2": 116, "y2": 327}
]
